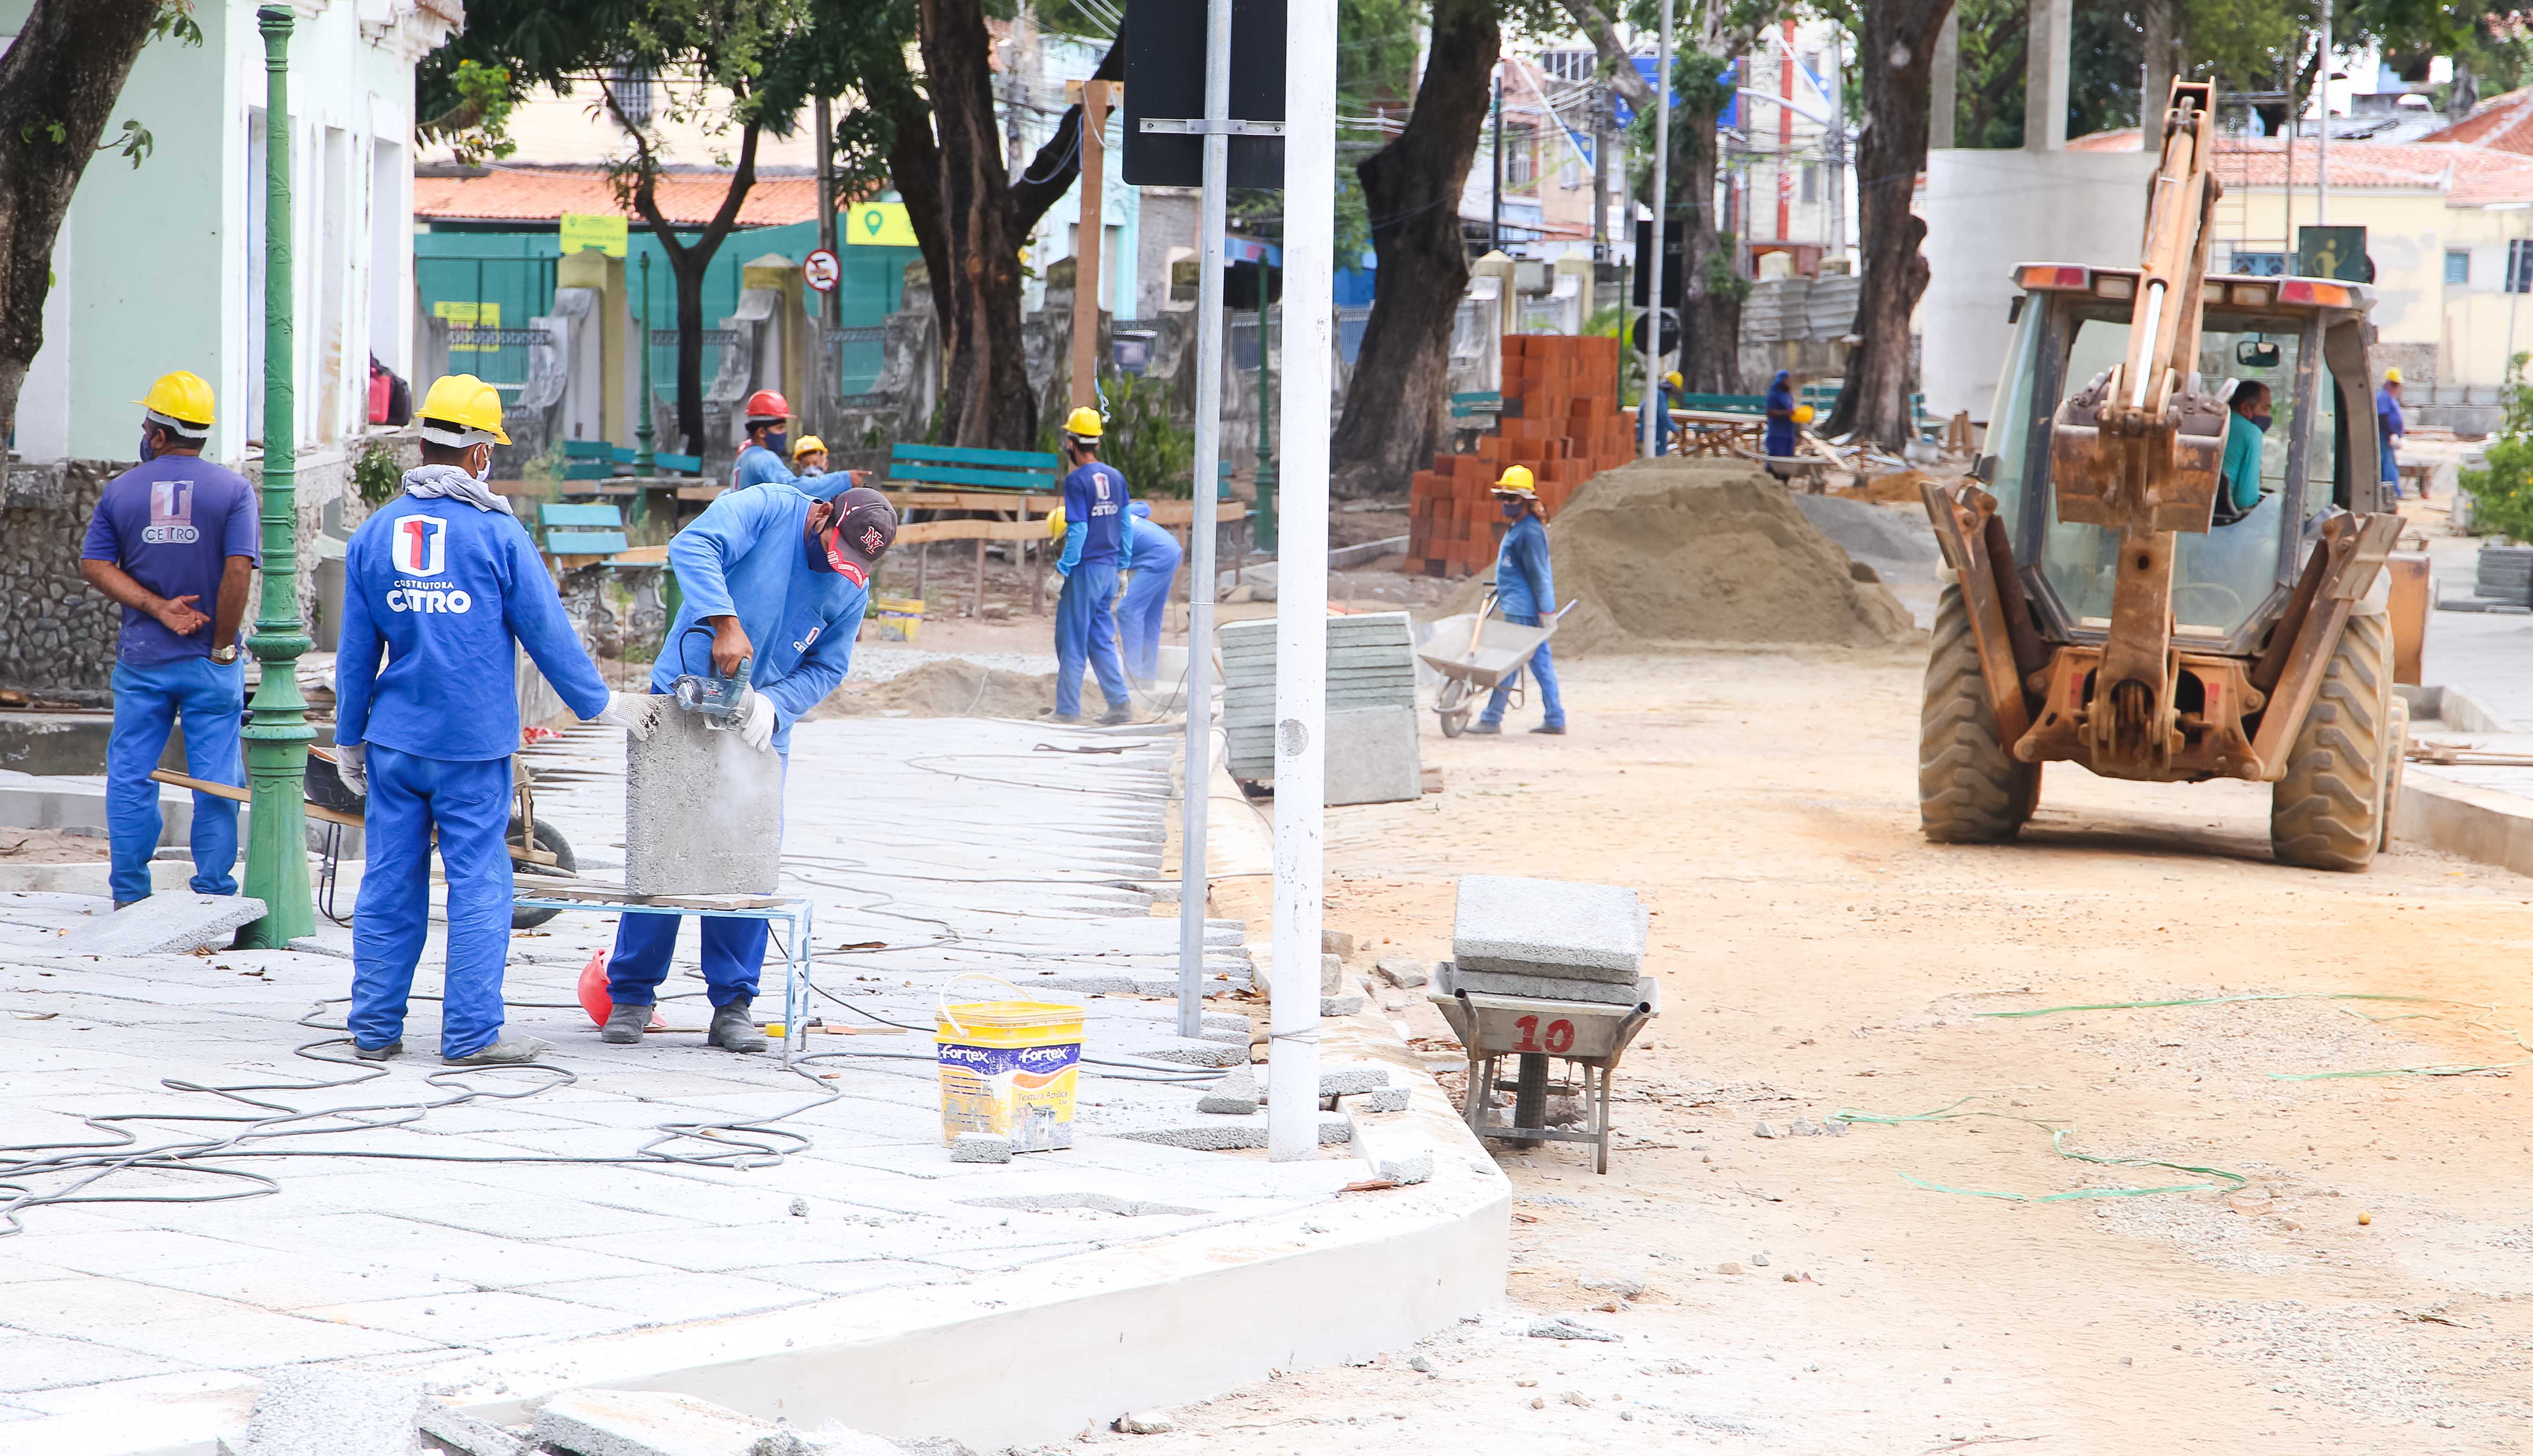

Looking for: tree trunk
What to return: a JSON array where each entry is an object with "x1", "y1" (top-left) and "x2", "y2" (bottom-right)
[
  {"x1": 0, "y1": 0, "x2": 158, "y2": 444},
  {"x1": 914, "y1": 0, "x2": 1034, "y2": 449},
  {"x1": 1824, "y1": 0, "x2": 1952, "y2": 449},
  {"x1": 621, "y1": 105, "x2": 762, "y2": 453},
  {"x1": 1672, "y1": 79, "x2": 1739, "y2": 394},
  {"x1": 1329, "y1": 0, "x2": 1499, "y2": 498}
]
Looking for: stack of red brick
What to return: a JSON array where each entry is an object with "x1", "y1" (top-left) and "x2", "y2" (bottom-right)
[{"x1": 1407, "y1": 334, "x2": 1632, "y2": 577}]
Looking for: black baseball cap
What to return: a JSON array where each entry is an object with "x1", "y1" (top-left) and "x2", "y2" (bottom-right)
[{"x1": 821, "y1": 485, "x2": 897, "y2": 586}]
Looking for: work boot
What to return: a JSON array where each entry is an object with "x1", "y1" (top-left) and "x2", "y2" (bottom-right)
[
  {"x1": 1049, "y1": 712, "x2": 1083, "y2": 725},
  {"x1": 600, "y1": 1000, "x2": 651, "y2": 1045},
  {"x1": 352, "y1": 1039, "x2": 403, "y2": 1062},
  {"x1": 709, "y1": 998, "x2": 770, "y2": 1053},
  {"x1": 1530, "y1": 724, "x2": 1567, "y2": 735},
  {"x1": 1466, "y1": 721, "x2": 1503, "y2": 735},
  {"x1": 1096, "y1": 706, "x2": 1133, "y2": 727},
  {"x1": 443, "y1": 1035, "x2": 552, "y2": 1066}
]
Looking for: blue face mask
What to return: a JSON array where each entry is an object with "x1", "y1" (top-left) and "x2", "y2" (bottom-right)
[
  {"x1": 762, "y1": 429, "x2": 788, "y2": 456},
  {"x1": 1500, "y1": 500, "x2": 1527, "y2": 520},
  {"x1": 2248, "y1": 412, "x2": 2272, "y2": 433},
  {"x1": 138, "y1": 424, "x2": 161, "y2": 464}
]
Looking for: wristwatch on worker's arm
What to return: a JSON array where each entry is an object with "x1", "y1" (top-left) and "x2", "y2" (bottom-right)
[{"x1": 211, "y1": 644, "x2": 238, "y2": 664}]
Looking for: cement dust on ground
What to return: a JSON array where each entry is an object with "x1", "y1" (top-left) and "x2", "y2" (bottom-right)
[{"x1": 1114, "y1": 647, "x2": 2533, "y2": 1455}]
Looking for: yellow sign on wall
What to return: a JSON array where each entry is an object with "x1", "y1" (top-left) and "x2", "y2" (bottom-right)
[
  {"x1": 560, "y1": 212, "x2": 629, "y2": 257},
  {"x1": 433, "y1": 300, "x2": 501, "y2": 351},
  {"x1": 848, "y1": 202, "x2": 917, "y2": 247}
]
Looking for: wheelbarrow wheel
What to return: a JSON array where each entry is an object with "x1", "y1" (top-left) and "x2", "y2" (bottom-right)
[
  {"x1": 509, "y1": 818, "x2": 576, "y2": 928},
  {"x1": 1436, "y1": 677, "x2": 1472, "y2": 738}
]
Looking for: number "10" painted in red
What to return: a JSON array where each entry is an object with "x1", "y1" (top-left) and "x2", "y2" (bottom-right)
[{"x1": 1513, "y1": 1015, "x2": 1576, "y2": 1054}]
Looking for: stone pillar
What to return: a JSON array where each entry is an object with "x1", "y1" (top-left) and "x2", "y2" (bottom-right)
[
  {"x1": 1929, "y1": 9, "x2": 1958, "y2": 149},
  {"x1": 557, "y1": 250, "x2": 627, "y2": 444},
  {"x1": 2024, "y1": 0, "x2": 2072, "y2": 152}
]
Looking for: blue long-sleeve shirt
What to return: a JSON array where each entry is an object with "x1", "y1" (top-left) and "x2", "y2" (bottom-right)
[
  {"x1": 732, "y1": 443, "x2": 815, "y2": 497},
  {"x1": 652, "y1": 482, "x2": 866, "y2": 752},
  {"x1": 1057, "y1": 461, "x2": 1129, "y2": 572},
  {"x1": 1494, "y1": 512, "x2": 1556, "y2": 620},
  {"x1": 1122, "y1": 512, "x2": 1182, "y2": 575},
  {"x1": 336, "y1": 495, "x2": 611, "y2": 761}
]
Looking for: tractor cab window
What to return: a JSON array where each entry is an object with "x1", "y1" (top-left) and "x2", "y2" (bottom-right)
[{"x1": 2034, "y1": 307, "x2": 2308, "y2": 642}]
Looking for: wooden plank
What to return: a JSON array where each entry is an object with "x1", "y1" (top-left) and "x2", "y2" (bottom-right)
[
  {"x1": 891, "y1": 444, "x2": 1063, "y2": 469},
  {"x1": 1143, "y1": 500, "x2": 1248, "y2": 527},
  {"x1": 148, "y1": 769, "x2": 364, "y2": 830},
  {"x1": 610, "y1": 544, "x2": 670, "y2": 566},
  {"x1": 561, "y1": 462, "x2": 617, "y2": 480},
  {"x1": 886, "y1": 463, "x2": 1061, "y2": 490},
  {"x1": 880, "y1": 490, "x2": 1063, "y2": 512},
  {"x1": 540, "y1": 503, "x2": 623, "y2": 527},
  {"x1": 674, "y1": 485, "x2": 724, "y2": 501},
  {"x1": 894, "y1": 518, "x2": 1045, "y2": 544}
]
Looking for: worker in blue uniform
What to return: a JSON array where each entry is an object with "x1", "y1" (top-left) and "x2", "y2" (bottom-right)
[
  {"x1": 600, "y1": 479, "x2": 899, "y2": 1053},
  {"x1": 1469, "y1": 465, "x2": 1565, "y2": 737},
  {"x1": 1764, "y1": 370, "x2": 1800, "y2": 463},
  {"x1": 1117, "y1": 499, "x2": 1182, "y2": 687},
  {"x1": 1049, "y1": 406, "x2": 1133, "y2": 725},
  {"x1": 730, "y1": 389, "x2": 799, "y2": 492},
  {"x1": 333, "y1": 375, "x2": 663, "y2": 1066},
  {"x1": 78, "y1": 370, "x2": 260, "y2": 908}
]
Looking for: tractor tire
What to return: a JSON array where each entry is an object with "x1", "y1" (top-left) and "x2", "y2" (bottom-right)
[
  {"x1": 1920, "y1": 582, "x2": 2038, "y2": 843},
  {"x1": 2378, "y1": 694, "x2": 2410, "y2": 855},
  {"x1": 2270, "y1": 604, "x2": 2394, "y2": 872}
]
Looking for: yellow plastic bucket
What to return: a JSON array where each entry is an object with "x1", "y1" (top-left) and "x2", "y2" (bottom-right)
[
  {"x1": 936, "y1": 977, "x2": 1085, "y2": 1152},
  {"x1": 873, "y1": 594, "x2": 925, "y2": 643}
]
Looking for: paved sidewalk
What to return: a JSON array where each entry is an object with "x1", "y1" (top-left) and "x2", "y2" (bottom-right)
[{"x1": 0, "y1": 716, "x2": 1501, "y2": 1454}]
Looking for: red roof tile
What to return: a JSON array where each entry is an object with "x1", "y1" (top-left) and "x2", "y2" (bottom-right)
[
  {"x1": 2055, "y1": 129, "x2": 2533, "y2": 205},
  {"x1": 414, "y1": 168, "x2": 822, "y2": 228},
  {"x1": 2422, "y1": 88, "x2": 2533, "y2": 154}
]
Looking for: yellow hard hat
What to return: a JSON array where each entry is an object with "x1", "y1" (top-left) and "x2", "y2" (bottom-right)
[
  {"x1": 1663, "y1": 371, "x2": 1683, "y2": 389},
  {"x1": 417, "y1": 374, "x2": 511, "y2": 447},
  {"x1": 135, "y1": 370, "x2": 215, "y2": 436},
  {"x1": 1492, "y1": 465, "x2": 1537, "y2": 496},
  {"x1": 1063, "y1": 406, "x2": 1104, "y2": 440},
  {"x1": 1046, "y1": 505, "x2": 1069, "y2": 540},
  {"x1": 2384, "y1": 367, "x2": 2402, "y2": 384},
  {"x1": 1792, "y1": 404, "x2": 1816, "y2": 425},
  {"x1": 791, "y1": 434, "x2": 827, "y2": 459}
]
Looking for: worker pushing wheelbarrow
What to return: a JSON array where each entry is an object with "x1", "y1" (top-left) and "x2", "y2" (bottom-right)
[{"x1": 1421, "y1": 463, "x2": 1573, "y2": 738}]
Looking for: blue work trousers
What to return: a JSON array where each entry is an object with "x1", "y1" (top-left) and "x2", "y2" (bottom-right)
[
  {"x1": 1478, "y1": 613, "x2": 1565, "y2": 729},
  {"x1": 1120, "y1": 565, "x2": 1177, "y2": 683},
  {"x1": 607, "y1": 912, "x2": 770, "y2": 1008},
  {"x1": 1055, "y1": 562, "x2": 1130, "y2": 718},
  {"x1": 2380, "y1": 437, "x2": 2402, "y2": 493},
  {"x1": 349, "y1": 746, "x2": 516, "y2": 1057},
  {"x1": 106, "y1": 657, "x2": 245, "y2": 904}
]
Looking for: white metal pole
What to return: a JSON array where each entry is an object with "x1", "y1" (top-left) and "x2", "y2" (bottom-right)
[
  {"x1": 2316, "y1": 8, "x2": 2331, "y2": 228},
  {"x1": 1268, "y1": 0, "x2": 1334, "y2": 1162},
  {"x1": 1178, "y1": 0, "x2": 1235, "y2": 1038},
  {"x1": 1641, "y1": 0, "x2": 1671, "y2": 456}
]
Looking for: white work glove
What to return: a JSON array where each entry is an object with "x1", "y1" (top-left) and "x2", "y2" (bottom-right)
[
  {"x1": 591, "y1": 691, "x2": 662, "y2": 742},
  {"x1": 1046, "y1": 569, "x2": 1069, "y2": 597},
  {"x1": 334, "y1": 743, "x2": 366, "y2": 798},
  {"x1": 732, "y1": 689, "x2": 778, "y2": 753}
]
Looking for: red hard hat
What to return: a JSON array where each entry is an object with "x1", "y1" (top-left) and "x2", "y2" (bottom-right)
[{"x1": 744, "y1": 389, "x2": 790, "y2": 422}]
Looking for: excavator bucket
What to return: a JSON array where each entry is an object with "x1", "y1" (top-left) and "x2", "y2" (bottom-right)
[{"x1": 2050, "y1": 383, "x2": 2229, "y2": 534}]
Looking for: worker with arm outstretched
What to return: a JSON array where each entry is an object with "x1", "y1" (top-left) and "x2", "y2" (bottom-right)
[
  {"x1": 333, "y1": 375, "x2": 662, "y2": 1066},
  {"x1": 1469, "y1": 466, "x2": 1565, "y2": 736},
  {"x1": 598, "y1": 480, "x2": 899, "y2": 1053}
]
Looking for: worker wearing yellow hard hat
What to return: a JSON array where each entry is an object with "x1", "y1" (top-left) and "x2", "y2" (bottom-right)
[
  {"x1": 81, "y1": 370, "x2": 257, "y2": 908},
  {"x1": 790, "y1": 434, "x2": 829, "y2": 478},
  {"x1": 1645, "y1": 369, "x2": 1684, "y2": 456},
  {"x1": 332, "y1": 373, "x2": 659, "y2": 1067},
  {"x1": 1475, "y1": 465, "x2": 1564, "y2": 735},
  {"x1": 1051, "y1": 404, "x2": 1132, "y2": 724},
  {"x1": 2377, "y1": 368, "x2": 2407, "y2": 498}
]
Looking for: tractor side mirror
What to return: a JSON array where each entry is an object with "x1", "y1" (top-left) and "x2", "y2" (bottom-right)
[
  {"x1": 1973, "y1": 455, "x2": 1997, "y2": 484},
  {"x1": 2236, "y1": 339, "x2": 2281, "y2": 368}
]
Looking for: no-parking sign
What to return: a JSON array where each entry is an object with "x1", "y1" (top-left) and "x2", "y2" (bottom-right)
[{"x1": 803, "y1": 248, "x2": 841, "y2": 293}]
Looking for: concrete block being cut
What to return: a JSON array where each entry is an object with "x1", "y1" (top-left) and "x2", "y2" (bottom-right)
[
  {"x1": 624, "y1": 707, "x2": 786, "y2": 897},
  {"x1": 1323, "y1": 706, "x2": 1423, "y2": 807},
  {"x1": 63, "y1": 893, "x2": 266, "y2": 957},
  {"x1": 1452, "y1": 875, "x2": 1646, "y2": 981},
  {"x1": 219, "y1": 1368, "x2": 428, "y2": 1456}
]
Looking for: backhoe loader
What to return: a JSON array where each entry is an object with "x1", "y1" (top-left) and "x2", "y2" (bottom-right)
[{"x1": 1919, "y1": 79, "x2": 2407, "y2": 870}]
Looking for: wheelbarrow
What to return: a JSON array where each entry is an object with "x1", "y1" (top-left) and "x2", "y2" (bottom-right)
[{"x1": 1416, "y1": 592, "x2": 1574, "y2": 737}]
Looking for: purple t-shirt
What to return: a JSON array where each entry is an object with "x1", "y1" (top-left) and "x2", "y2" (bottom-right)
[{"x1": 80, "y1": 455, "x2": 261, "y2": 666}]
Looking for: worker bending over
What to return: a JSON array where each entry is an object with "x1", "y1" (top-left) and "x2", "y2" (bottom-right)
[
  {"x1": 79, "y1": 371, "x2": 258, "y2": 907},
  {"x1": 1470, "y1": 466, "x2": 1565, "y2": 736},
  {"x1": 601, "y1": 479, "x2": 899, "y2": 1052},
  {"x1": 1642, "y1": 369, "x2": 1684, "y2": 456},
  {"x1": 334, "y1": 375, "x2": 661, "y2": 1065},
  {"x1": 1050, "y1": 407, "x2": 1133, "y2": 725},
  {"x1": 1117, "y1": 499, "x2": 1183, "y2": 687}
]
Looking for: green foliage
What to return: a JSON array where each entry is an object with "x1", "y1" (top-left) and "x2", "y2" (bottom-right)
[
  {"x1": 353, "y1": 443, "x2": 406, "y2": 509},
  {"x1": 103, "y1": 119, "x2": 153, "y2": 169},
  {"x1": 1101, "y1": 373, "x2": 1195, "y2": 498},
  {"x1": 423, "y1": 61, "x2": 520, "y2": 168},
  {"x1": 2461, "y1": 353, "x2": 2533, "y2": 543},
  {"x1": 151, "y1": 0, "x2": 205, "y2": 46}
]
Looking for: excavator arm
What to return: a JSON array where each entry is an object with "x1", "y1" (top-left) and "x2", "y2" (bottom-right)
[{"x1": 2046, "y1": 79, "x2": 2229, "y2": 778}]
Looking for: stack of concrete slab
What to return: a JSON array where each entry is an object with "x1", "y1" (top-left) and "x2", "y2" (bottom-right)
[
  {"x1": 1219, "y1": 612, "x2": 1422, "y2": 804},
  {"x1": 1439, "y1": 874, "x2": 1652, "y2": 1007}
]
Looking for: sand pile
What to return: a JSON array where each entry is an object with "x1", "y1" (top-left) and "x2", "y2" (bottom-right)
[
  {"x1": 1434, "y1": 458, "x2": 1919, "y2": 653},
  {"x1": 812, "y1": 658, "x2": 1058, "y2": 720}
]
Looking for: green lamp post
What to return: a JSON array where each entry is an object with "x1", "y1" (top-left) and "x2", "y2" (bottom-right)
[
  {"x1": 634, "y1": 251, "x2": 656, "y2": 474},
  {"x1": 238, "y1": 5, "x2": 315, "y2": 947}
]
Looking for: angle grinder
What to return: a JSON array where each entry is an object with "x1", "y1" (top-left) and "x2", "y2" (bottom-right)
[{"x1": 670, "y1": 624, "x2": 750, "y2": 729}]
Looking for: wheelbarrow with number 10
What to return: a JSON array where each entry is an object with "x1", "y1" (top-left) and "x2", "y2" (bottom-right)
[{"x1": 1416, "y1": 591, "x2": 1576, "y2": 738}]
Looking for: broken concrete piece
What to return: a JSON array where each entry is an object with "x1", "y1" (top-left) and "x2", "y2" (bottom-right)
[
  {"x1": 1321, "y1": 928, "x2": 1356, "y2": 959},
  {"x1": 1374, "y1": 958, "x2": 1429, "y2": 989},
  {"x1": 625, "y1": 705, "x2": 785, "y2": 896},
  {"x1": 536, "y1": 1389, "x2": 789, "y2": 1456},
  {"x1": 1197, "y1": 1069, "x2": 1261, "y2": 1114},
  {"x1": 1115, "y1": 1412, "x2": 1177, "y2": 1434},
  {"x1": 1318, "y1": 1064, "x2": 1389, "y2": 1096},
  {"x1": 1321, "y1": 993, "x2": 1366, "y2": 1017},
  {"x1": 1343, "y1": 1086, "x2": 1411, "y2": 1113},
  {"x1": 1452, "y1": 875, "x2": 1647, "y2": 981},
  {"x1": 1440, "y1": 964, "x2": 1649, "y2": 1006},
  {"x1": 63, "y1": 892, "x2": 266, "y2": 957},
  {"x1": 950, "y1": 1132, "x2": 1013, "y2": 1164},
  {"x1": 419, "y1": 1403, "x2": 528, "y2": 1456},
  {"x1": 223, "y1": 1368, "x2": 428, "y2": 1456},
  {"x1": 1320, "y1": 953, "x2": 1347, "y2": 994}
]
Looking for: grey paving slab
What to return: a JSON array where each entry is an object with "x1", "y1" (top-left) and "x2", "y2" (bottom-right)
[
  {"x1": 1450, "y1": 874, "x2": 1648, "y2": 979},
  {"x1": 124, "y1": 1258, "x2": 477, "y2": 1312},
  {"x1": 219, "y1": 1366, "x2": 431, "y2": 1456},
  {"x1": 57, "y1": 893, "x2": 265, "y2": 956},
  {"x1": 520, "y1": 1271, "x2": 818, "y2": 1323},
  {"x1": 1438, "y1": 963, "x2": 1652, "y2": 1005},
  {"x1": 301, "y1": 1291, "x2": 640, "y2": 1344},
  {"x1": 0, "y1": 1332, "x2": 196, "y2": 1394}
]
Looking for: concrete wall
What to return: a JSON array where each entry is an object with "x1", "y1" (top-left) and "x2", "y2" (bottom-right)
[{"x1": 1916, "y1": 147, "x2": 2157, "y2": 422}]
